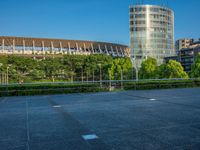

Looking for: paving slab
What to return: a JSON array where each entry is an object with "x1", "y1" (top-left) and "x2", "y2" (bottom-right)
[{"x1": 0, "y1": 88, "x2": 200, "y2": 150}]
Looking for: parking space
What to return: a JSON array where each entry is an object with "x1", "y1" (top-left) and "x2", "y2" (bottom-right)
[{"x1": 1, "y1": 88, "x2": 200, "y2": 150}]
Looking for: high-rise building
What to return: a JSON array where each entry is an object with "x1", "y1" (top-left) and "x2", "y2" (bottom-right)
[
  {"x1": 165, "y1": 38, "x2": 200, "y2": 72},
  {"x1": 129, "y1": 5, "x2": 175, "y2": 66},
  {"x1": 175, "y1": 38, "x2": 194, "y2": 51}
]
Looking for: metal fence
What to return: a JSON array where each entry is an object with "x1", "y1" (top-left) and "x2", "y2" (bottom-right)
[
  {"x1": 0, "y1": 77, "x2": 200, "y2": 97},
  {"x1": 0, "y1": 70, "x2": 134, "y2": 85}
]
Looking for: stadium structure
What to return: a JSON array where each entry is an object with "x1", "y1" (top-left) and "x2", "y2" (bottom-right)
[{"x1": 0, "y1": 36, "x2": 130, "y2": 58}]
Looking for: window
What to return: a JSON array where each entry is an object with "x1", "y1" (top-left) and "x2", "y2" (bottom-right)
[{"x1": 130, "y1": 8, "x2": 134, "y2": 12}]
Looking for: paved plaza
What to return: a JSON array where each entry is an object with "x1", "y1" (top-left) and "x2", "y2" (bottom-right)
[{"x1": 1, "y1": 88, "x2": 200, "y2": 150}]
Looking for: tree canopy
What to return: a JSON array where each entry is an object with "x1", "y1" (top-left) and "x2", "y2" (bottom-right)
[
  {"x1": 191, "y1": 54, "x2": 200, "y2": 78},
  {"x1": 139, "y1": 57, "x2": 158, "y2": 79},
  {"x1": 0, "y1": 55, "x2": 133, "y2": 83},
  {"x1": 157, "y1": 60, "x2": 188, "y2": 79}
]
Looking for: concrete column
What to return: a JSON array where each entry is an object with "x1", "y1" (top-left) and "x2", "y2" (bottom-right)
[
  {"x1": 42, "y1": 41, "x2": 45, "y2": 55},
  {"x1": 59, "y1": 42, "x2": 62, "y2": 53},
  {"x1": 2, "y1": 39, "x2": 4, "y2": 53},
  {"x1": 105, "y1": 45, "x2": 109, "y2": 55},
  {"x1": 13, "y1": 39, "x2": 15, "y2": 54},
  {"x1": 120, "y1": 47, "x2": 124, "y2": 57},
  {"x1": 91, "y1": 43, "x2": 94, "y2": 54},
  {"x1": 76, "y1": 42, "x2": 79, "y2": 54},
  {"x1": 51, "y1": 41, "x2": 54, "y2": 54},
  {"x1": 33, "y1": 40, "x2": 35, "y2": 54},
  {"x1": 98, "y1": 44, "x2": 102, "y2": 54},
  {"x1": 111, "y1": 46, "x2": 114, "y2": 56},
  {"x1": 84, "y1": 43, "x2": 86, "y2": 54},
  {"x1": 116, "y1": 46, "x2": 119, "y2": 57},
  {"x1": 68, "y1": 42, "x2": 71, "y2": 54},
  {"x1": 23, "y1": 40, "x2": 25, "y2": 54}
]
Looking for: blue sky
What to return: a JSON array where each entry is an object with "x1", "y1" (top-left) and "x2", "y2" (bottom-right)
[{"x1": 0, "y1": 0, "x2": 200, "y2": 45}]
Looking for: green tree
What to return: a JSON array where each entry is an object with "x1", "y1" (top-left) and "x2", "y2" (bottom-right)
[
  {"x1": 139, "y1": 57, "x2": 158, "y2": 79},
  {"x1": 157, "y1": 60, "x2": 188, "y2": 79},
  {"x1": 191, "y1": 54, "x2": 200, "y2": 78}
]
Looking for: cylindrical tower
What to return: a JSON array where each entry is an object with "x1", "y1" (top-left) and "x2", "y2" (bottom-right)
[{"x1": 129, "y1": 5, "x2": 174, "y2": 65}]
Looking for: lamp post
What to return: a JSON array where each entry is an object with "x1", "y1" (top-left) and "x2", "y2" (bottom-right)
[
  {"x1": 92, "y1": 70, "x2": 94, "y2": 83},
  {"x1": 108, "y1": 69, "x2": 111, "y2": 91},
  {"x1": 6, "y1": 66, "x2": 9, "y2": 85},
  {"x1": 6, "y1": 64, "x2": 12, "y2": 85},
  {"x1": 86, "y1": 71, "x2": 89, "y2": 84},
  {"x1": 81, "y1": 67, "x2": 83, "y2": 83},
  {"x1": 0, "y1": 63, "x2": 3, "y2": 85},
  {"x1": 98, "y1": 64, "x2": 102, "y2": 88},
  {"x1": 121, "y1": 69, "x2": 123, "y2": 89}
]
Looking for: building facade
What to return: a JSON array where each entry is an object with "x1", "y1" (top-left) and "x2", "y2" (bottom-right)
[
  {"x1": 0, "y1": 36, "x2": 130, "y2": 58},
  {"x1": 164, "y1": 39, "x2": 200, "y2": 72},
  {"x1": 130, "y1": 5, "x2": 175, "y2": 65},
  {"x1": 175, "y1": 38, "x2": 194, "y2": 51}
]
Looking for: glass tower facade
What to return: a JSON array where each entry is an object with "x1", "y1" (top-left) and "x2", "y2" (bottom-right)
[{"x1": 130, "y1": 5, "x2": 174, "y2": 65}]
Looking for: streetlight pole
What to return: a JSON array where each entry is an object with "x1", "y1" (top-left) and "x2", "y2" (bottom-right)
[
  {"x1": 6, "y1": 66, "x2": 9, "y2": 85},
  {"x1": 109, "y1": 69, "x2": 111, "y2": 91},
  {"x1": 92, "y1": 70, "x2": 94, "y2": 83},
  {"x1": 0, "y1": 63, "x2": 2, "y2": 85},
  {"x1": 121, "y1": 69, "x2": 123, "y2": 89},
  {"x1": 86, "y1": 71, "x2": 89, "y2": 84},
  {"x1": 81, "y1": 67, "x2": 83, "y2": 83},
  {"x1": 98, "y1": 64, "x2": 102, "y2": 88}
]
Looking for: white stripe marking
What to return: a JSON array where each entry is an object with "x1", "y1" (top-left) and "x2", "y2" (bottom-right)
[
  {"x1": 149, "y1": 99, "x2": 157, "y2": 101},
  {"x1": 82, "y1": 134, "x2": 98, "y2": 140},
  {"x1": 53, "y1": 105, "x2": 61, "y2": 108}
]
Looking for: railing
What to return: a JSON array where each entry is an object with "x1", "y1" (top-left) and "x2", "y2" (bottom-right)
[{"x1": 0, "y1": 78, "x2": 200, "y2": 97}]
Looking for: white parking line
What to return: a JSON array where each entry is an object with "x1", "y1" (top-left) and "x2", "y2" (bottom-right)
[
  {"x1": 53, "y1": 105, "x2": 61, "y2": 108},
  {"x1": 82, "y1": 134, "x2": 99, "y2": 140},
  {"x1": 149, "y1": 98, "x2": 157, "y2": 101}
]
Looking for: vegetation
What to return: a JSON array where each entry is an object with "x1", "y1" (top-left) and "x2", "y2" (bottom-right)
[
  {"x1": 139, "y1": 57, "x2": 157, "y2": 79},
  {"x1": 0, "y1": 55, "x2": 191, "y2": 84},
  {"x1": 0, "y1": 83, "x2": 107, "y2": 97},
  {"x1": 1, "y1": 79, "x2": 200, "y2": 97},
  {"x1": 124, "y1": 79, "x2": 200, "y2": 90},
  {"x1": 138, "y1": 57, "x2": 188, "y2": 79},
  {"x1": 0, "y1": 55, "x2": 133, "y2": 83},
  {"x1": 191, "y1": 54, "x2": 200, "y2": 78},
  {"x1": 157, "y1": 60, "x2": 189, "y2": 79},
  {"x1": 0, "y1": 55, "x2": 199, "y2": 97}
]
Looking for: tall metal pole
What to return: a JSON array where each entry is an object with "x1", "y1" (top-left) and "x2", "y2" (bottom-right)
[
  {"x1": 0, "y1": 63, "x2": 4, "y2": 85},
  {"x1": 4, "y1": 73, "x2": 6, "y2": 85},
  {"x1": 121, "y1": 69, "x2": 123, "y2": 89},
  {"x1": 86, "y1": 71, "x2": 89, "y2": 84},
  {"x1": 0, "y1": 73, "x2": 1, "y2": 85},
  {"x1": 92, "y1": 70, "x2": 94, "y2": 83},
  {"x1": 81, "y1": 68, "x2": 83, "y2": 83},
  {"x1": 6, "y1": 67, "x2": 9, "y2": 85},
  {"x1": 109, "y1": 69, "x2": 111, "y2": 91},
  {"x1": 98, "y1": 64, "x2": 102, "y2": 88}
]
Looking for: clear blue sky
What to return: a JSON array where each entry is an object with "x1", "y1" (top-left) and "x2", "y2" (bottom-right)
[{"x1": 0, "y1": 0, "x2": 200, "y2": 45}]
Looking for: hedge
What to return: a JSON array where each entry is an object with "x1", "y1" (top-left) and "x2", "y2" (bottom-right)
[
  {"x1": 0, "y1": 83, "x2": 107, "y2": 97},
  {"x1": 0, "y1": 79, "x2": 200, "y2": 97}
]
